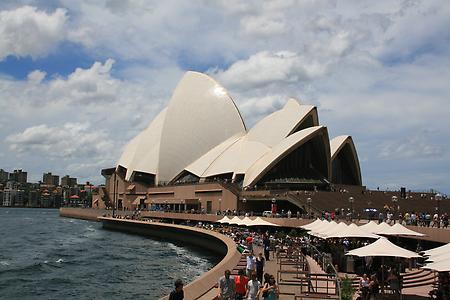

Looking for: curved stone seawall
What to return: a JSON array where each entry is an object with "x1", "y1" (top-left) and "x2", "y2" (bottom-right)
[
  {"x1": 99, "y1": 217, "x2": 241, "y2": 300},
  {"x1": 59, "y1": 208, "x2": 241, "y2": 299}
]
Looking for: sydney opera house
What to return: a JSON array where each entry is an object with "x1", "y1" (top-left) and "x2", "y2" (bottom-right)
[{"x1": 97, "y1": 71, "x2": 362, "y2": 213}]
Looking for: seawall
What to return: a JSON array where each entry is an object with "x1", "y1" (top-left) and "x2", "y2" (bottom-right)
[{"x1": 59, "y1": 208, "x2": 241, "y2": 299}]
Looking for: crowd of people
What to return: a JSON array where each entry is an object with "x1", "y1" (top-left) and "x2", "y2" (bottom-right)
[{"x1": 216, "y1": 268, "x2": 280, "y2": 300}]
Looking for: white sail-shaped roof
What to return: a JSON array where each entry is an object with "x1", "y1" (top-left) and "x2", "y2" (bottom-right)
[
  {"x1": 116, "y1": 130, "x2": 144, "y2": 171},
  {"x1": 330, "y1": 135, "x2": 362, "y2": 185},
  {"x1": 186, "y1": 99, "x2": 319, "y2": 180},
  {"x1": 114, "y1": 71, "x2": 361, "y2": 189},
  {"x1": 124, "y1": 108, "x2": 167, "y2": 180},
  {"x1": 243, "y1": 126, "x2": 330, "y2": 187},
  {"x1": 245, "y1": 98, "x2": 317, "y2": 147}
]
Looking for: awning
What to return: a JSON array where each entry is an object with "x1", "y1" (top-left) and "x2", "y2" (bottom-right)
[
  {"x1": 382, "y1": 223, "x2": 426, "y2": 237},
  {"x1": 346, "y1": 238, "x2": 421, "y2": 258},
  {"x1": 327, "y1": 223, "x2": 380, "y2": 239}
]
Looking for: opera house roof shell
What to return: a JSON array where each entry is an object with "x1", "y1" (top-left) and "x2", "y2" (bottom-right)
[{"x1": 116, "y1": 71, "x2": 362, "y2": 188}]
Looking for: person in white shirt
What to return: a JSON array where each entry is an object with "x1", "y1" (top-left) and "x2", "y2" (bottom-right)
[
  {"x1": 246, "y1": 251, "x2": 256, "y2": 277},
  {"x1": 245, "y1": 272, "x2": 261, "y2": 300}
]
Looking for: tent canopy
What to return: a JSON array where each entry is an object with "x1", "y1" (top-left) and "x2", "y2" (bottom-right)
[
  {"x1": 300, "y1": 218, "x2": 323, "y2": 230},
  {"x1": 217, "y1": 216, "x2": 232, "y2": 224},
  {"x1": 346, "y1": 237, "x2": 421, "y2": 258},
  {"x1": 247, "y1": 217, "x2": 280, "y2": 227},
  {"x1": 328, "y1": 223, "x2": 380, "y2": 239},
  {"x1": 422, "y1": 260, "x2": 450, "y2": 272},
  {"x1": 423, "y1": 243, "x2": 450, "y2": 257},
  {"x1": 383, "y1": 223, "x2": 425, "y2": 237},
  {"x1": 359, "y1": 220, "x2": 380, "y2": 233}
]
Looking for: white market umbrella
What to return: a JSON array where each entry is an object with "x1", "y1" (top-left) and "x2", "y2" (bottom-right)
[
  {"x1": 228, "y1": 216, "x2": 247, "y2": 226},
  {"x1": 382, "y1": 223, "x2": 425, "y2": 237},
  {"x1": 247, "y1": 217, "x2": 280, "y2": 227},
  {"x1": 422, "y1": 260, "x2": 450, "y2": 272},
  {"x1": 309, "y1": 221, "x2": 338, "y2": 238},
  {"x1": 217, "y1": 216, "x2": 232, "y2": 224},
  {"x1": 300, "y1": 218, "x2": 323, "y2": 230},
  {"x1": 236, "y1": 217, "x2": 254, "y2": 226},
  {"x1": 347, "y1": 237, "x2": 422, "y2": 291},
  {"x1": 423, "y1": 243, "x2": 450, "y2": 257},
  {"x1": 374, "y1": 222, "x2": 393, "y2": 234},
  {"x1": 346, "y1": 237, "x2": 421, "y2": 258},
  {"x1": 359, "y1": 221, "x2": 380, "y2": 233},
  {"x1": 320, "y1": 222, "x2": 349, "y2": 239},
  {"x1": 328, "y1": 223, "x2": 380, "y2": 239}
]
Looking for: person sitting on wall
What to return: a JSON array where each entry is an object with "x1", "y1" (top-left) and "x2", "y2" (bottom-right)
[{"x1": 169, "y1": 279, "x2": 184, "y2": 300}]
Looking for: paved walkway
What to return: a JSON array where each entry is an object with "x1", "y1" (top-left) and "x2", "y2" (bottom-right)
[{"x1": 199, "y1": 246, "x2": 433, "y2": 300}]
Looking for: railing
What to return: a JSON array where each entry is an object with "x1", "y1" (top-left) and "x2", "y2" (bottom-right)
[{"x1": 307, "y1": 242, "x2": 342, "y2": 300}]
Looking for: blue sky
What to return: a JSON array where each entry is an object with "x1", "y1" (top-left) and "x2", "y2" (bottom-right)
[{"x1": 0, "y1": 1, "x2": 449, "y2": 194}]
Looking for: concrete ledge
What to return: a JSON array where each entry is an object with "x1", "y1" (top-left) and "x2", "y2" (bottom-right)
[
  {"x1": 59, "y1": 207, "x2": 107, "y2": 221},
  {"x1": 99, "y1": 217, "x2": 242, "y2": 300}
]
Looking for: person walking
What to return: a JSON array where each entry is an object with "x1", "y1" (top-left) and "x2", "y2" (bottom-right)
[
  {"x1": 246, "y1": 251, "x2": 256, "y2": 277},
  {"x1": 234, "y1": 269, "x2": 249, "y2": 300},
  {"x1": 255, "y1": 253, "x2": 265, "y2": 283},
  {"x1": 245, "y1": 272, "x2": 261, "y2": 300},
  {"x1": 218, "y1": 269, "x2": 236, "y2": 300},
  {"x1": 263, "y1": 235, "x2": 270, "y2": 261},
  {"x1": 261, "y1": 275, "x2": 279, "y2": 300}
]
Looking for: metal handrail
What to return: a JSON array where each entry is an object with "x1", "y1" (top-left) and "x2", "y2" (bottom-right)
[{"x1": 307, "y1": 242, "x2": 342, "y2": 300}]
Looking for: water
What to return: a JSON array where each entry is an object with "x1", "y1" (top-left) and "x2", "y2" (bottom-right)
[{"x1": 0, "y1": 208, "x2": 219, "y2": 299}]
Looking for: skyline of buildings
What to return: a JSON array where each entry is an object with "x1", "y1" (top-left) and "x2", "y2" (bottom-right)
[{"x1": 0, "y1": 167, "x2": 93, "y2": 208}]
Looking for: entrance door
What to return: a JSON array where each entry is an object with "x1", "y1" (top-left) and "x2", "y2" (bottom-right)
[{"x1": 206, "y1": 201, "x2": 212, "y2": 214}]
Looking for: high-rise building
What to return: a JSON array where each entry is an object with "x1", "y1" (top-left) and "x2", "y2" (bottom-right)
[
  {"x1": 0, "y1": 169, "x2": 8, "y2": 183},
  {"x1": 43, "y1": 172, "x2": 59, "y2": 186},
  {"x1": 9, "y1": 169, "x2": 27, "y2": 184},
  {"x1": 61, "y1": 175, "x2": 77, "y2": 187}
]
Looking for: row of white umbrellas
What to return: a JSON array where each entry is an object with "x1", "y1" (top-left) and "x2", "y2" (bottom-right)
[
  {"x1": 216, "y1": 216, "x2": 279, "y2": 227},
  {"x1": 215, "y1": 216, "x2": 450, "y2": 272},
  {"x1": 300, "y1": 219, "x2": 425, "y2": 239},
  {"x1": 302, "y1": 219, "x2": 450, "y2": 272}
]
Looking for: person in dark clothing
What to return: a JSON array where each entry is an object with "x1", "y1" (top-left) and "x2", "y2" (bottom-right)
[
  {"x1": 169, "y1": 279, "x2": 184, "y2": 300},
  {"x1": 256, "y1": 253, "x2": 265, "y2": 284},
  {"x1": 263, "y1": 235, "x2": 270, "y2": 261}
]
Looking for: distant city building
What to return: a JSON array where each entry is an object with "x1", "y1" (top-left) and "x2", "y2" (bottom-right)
[
  {"x1": 9, "y1": 169, "x2": 27, "y2": 184},
  {"x1": 0, "y1": 169, "x2": 8, "y2": 183},
  {"x1": 28, "y1": 190, "x2": 40, "y2": 207},
  {"x1": 61, "y1": 175, "x2": 77, "y2": 187},
  {"x1": 3, "y1": 188, "x2": 15, "y2": 206},
  {"x1": 43, "y1": 172, "x2": 59, "y2": 186}
]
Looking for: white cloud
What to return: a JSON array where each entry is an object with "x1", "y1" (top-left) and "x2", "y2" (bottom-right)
[
  {"x1": 48, "y1": 59, "x2": 118, "y2": 104},
  {"x1": 0, "y1": 6, "x2": 67, "y2": 60},
  {"x1": 0, "y1": 0, "x2": 449, "y2": 192},
  {"x1": 6, "y1": 122, "x2": 114, "y2": 159},
  {"x1": 379, "y1": 132, "x2": 444, "y2": 160},
  {"x1": 240, "y1": 15, "x2": 287, "y2": 37},
  {"x1": 214, "y1": 51, "x2": 328, "y2": 90}
]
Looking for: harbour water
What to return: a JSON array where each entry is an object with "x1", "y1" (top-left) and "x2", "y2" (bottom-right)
[{"x1": 0, "y1": 208, "x2": 218, "y2": 299}]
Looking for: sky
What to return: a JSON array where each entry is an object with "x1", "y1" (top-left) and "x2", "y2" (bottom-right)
[{"x1": 0, "y1": 0, "x2": 449, "y2": 193}]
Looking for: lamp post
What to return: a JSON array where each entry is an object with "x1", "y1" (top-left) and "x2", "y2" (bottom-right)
[
  {"x1": 435, "y1": 193, "x2": 442, "y2": 227},
  {"x1": 271, "y1": 197, "x2": 276, "y2": 217},
  {"x1": 348, "y1": 196, "x2": 354, "y2": 222},
  {"x1": 218, "y1": 198, "x2": 222, "y2": 213},
  {"x1": 307, "y1": 197, "x2": 312, "y2": 219},
  {"x1": 242, "y1": 197, "x2": 247, "y2": 212},
  {"x1": 391, "y1": 195, "x2": 398, "y2": 224}
]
